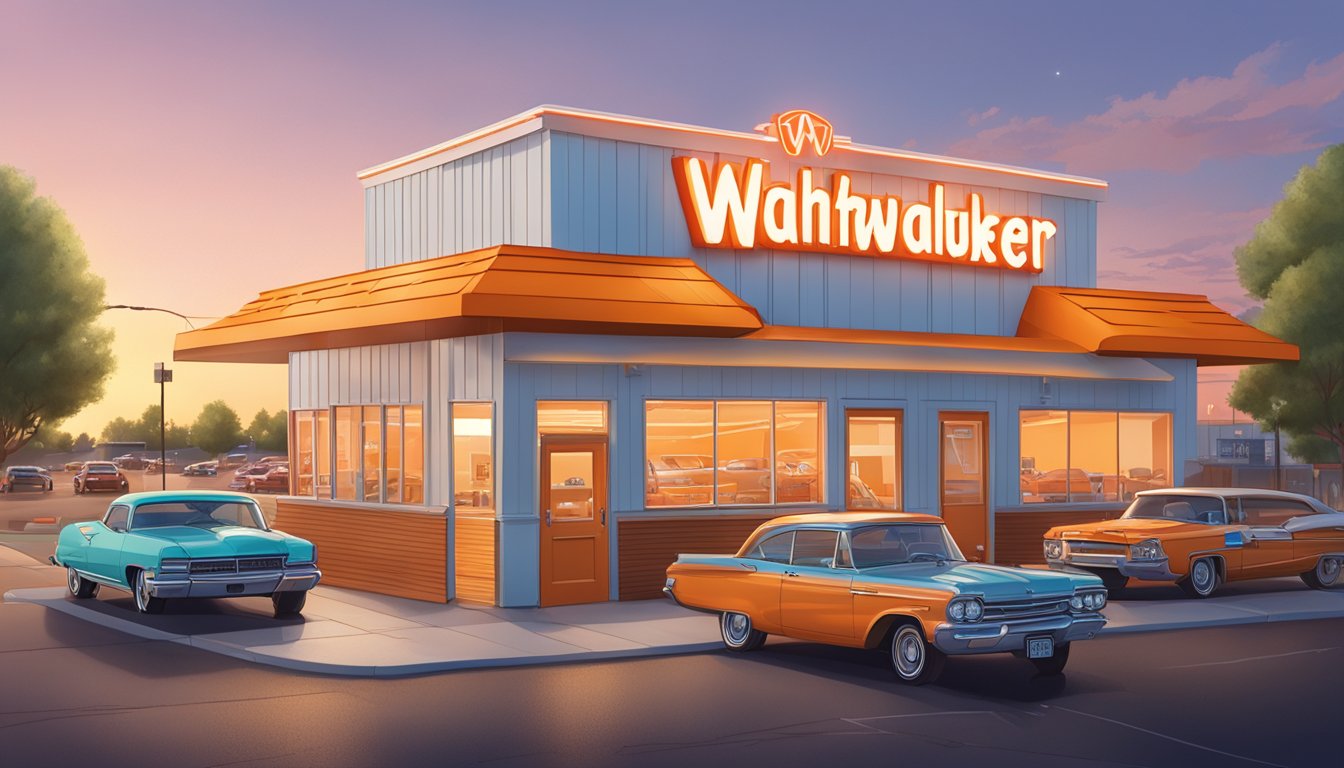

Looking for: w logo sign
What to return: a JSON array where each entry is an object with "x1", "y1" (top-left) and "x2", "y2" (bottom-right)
[{"x1": 773, "y1": 110, "x2": 834, "y2": 158}]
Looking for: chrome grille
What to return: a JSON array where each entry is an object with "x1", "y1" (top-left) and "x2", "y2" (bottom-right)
[
  {"x1": 238, "y1": 557, "x2": 284, "y2": 572},
  {"x1": 1066, "y1": 541, "x2": 1127, "y2": 556},
  {"x1": 983, "y1": 596, "x2": 1071, "y2": 621},
  {"x1": 189, "y1": 560, "x2": 237, "y2": 575}
]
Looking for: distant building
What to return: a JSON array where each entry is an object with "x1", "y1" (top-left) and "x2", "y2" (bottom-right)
[{"x1": 1195, "y1": 419, "x2": 1294, "y2": 466}]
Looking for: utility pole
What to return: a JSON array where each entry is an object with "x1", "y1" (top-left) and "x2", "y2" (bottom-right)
[{"x1": 154, "y1": 363, "x2": 173, "y2": 491}]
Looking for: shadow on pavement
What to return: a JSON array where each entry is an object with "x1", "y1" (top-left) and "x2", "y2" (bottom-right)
[{"x1": 77, "y1": 588, "x2": 309, "y2": 636}]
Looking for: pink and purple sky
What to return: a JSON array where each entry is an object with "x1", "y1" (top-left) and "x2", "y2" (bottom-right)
[{"x1": 3, "y1": 1, "x2": 1342, "y2": 437}]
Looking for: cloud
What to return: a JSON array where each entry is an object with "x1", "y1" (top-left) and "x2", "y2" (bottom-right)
[
  {"x1": 947, "y1": 45, "x2": 1344, "y2": 173},
  {"x1": 967, "y1": 106, "x2": 1000, "y2": 126}
]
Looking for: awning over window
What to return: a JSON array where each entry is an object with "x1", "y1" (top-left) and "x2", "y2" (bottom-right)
[
  {"x1": 174, "y1": 245, "x2": 764, "y2": 363},
  {"x1": 1016, "y1": 286, "x2": 1298, "y2": 367}
]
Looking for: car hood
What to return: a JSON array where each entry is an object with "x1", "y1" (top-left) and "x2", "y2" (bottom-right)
[
  {"x1": 1049, "y1": 517, "x2": 1218, "y2": 544},
  {"x1": 856, "y1": 561, "x2": 1089, "y2": 600},
  {"x1": 130, "y1": 526, "x2": 291, "y2": 558}
]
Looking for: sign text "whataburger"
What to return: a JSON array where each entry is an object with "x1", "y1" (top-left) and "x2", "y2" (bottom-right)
[{"x1": 672, "y1": 157, "x2": 1056, "y2": 273}]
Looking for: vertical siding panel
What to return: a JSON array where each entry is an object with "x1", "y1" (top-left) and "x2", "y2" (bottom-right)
[
  {"x1": 364, "y1": 188, "x2": 375, "y2": 269},
  {"x1": 427, "y1": 166, "x2": 441, "y2": 258},
  {"x1": 538, "y1": 131, "x2": 551, "y2": 247},
  {"x1": 598, "y1": 138, "x2": 618, "y2": 252},
  {"x1": 583, "y1": 136, "x2": 600, "y2": 251},
  {"x1": 550, "y1": 133, "x2": 570, "y2": 250},
  {"x1": 615, "y1": 141, "x2": 640, "y2": 254}
]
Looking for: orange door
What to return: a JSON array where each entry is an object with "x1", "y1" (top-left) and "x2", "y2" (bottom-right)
[
  {"x1": 540, "y1": 436, "x2": 610, "y2": 606},
  {"x1": 940, "y1": 411, "x2": 989, "y2": 562}
]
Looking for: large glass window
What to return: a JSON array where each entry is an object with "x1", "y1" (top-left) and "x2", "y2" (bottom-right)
[
  {"x1": 1020, "y1": 410, "x2": 1173, "y2": 504},
  {"x1": 453, "y1": 402, "x2": 494, "y2": 514},
  {"x1": 290, "y1": 405, "x2": 422, "y2": 505},
  {"x1": 846, "y1": 411, "x2": 902, "y2": 510},
  {"x1": 645, "y1": 400, "x2": 825, "y2": 509}
]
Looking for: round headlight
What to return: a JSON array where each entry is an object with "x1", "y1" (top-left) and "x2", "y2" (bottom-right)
[
  {"x1": 1095, "y1": 592, "x2": 1107, "y2": 610},
  {"x1": 1070, "y1": 594, "x2": 1085, "y2": 611},
  {"x1": 965, "y1": 600, "x2": 983, "y2": 621},
  {"x1": 1083, "y1": 593, "x2": 1097, "y2": 610},
  {"x1": 949, "y1": 601, "x2": 967, "y2": 622},
  {"x1": 1044, "y1": 539, "x2": 1063, "y2": 559}
]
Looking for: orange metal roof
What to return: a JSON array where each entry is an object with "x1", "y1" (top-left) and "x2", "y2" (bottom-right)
[
  {"x1": 744, "y1": 325, "x2": 1089, "y2": 355},
  {"x1": 1016, "y1": 286, "x2": 1298, "y2": 366},
  {"x1": 174, "y1": 245, "x2": 763, "y2": 363}
]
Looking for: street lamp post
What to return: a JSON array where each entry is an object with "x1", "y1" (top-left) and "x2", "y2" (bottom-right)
[
  {"x1": 1270, "y1": 397, "x2": 1286, "y2": 492},
  {"x1": 154, "y1": 363, "x2": 172, "y2": 491}
]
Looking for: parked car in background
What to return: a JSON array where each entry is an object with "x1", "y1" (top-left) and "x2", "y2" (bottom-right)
[
  {"x1": 2, "y1": 466, "x2": 54, "y2": 493},
  {"x1": 1044, "y1": 488, "x2": 1344, "y2": 597},
  {"x1": 182, "y1": 460, "x2": 219, "y2": 477},
  {"x1": 64, "y1": 461, "x2": 86, "y2": 472},
  {"x1": 245, "y1": 464, "x2": 289, "y2": 494},
  {"x1": 234, "y1": 456, "x2": 286, "y2": 477},
  {"x1": 220, "y1": 453, "x2": 250, "y2": 469},
  {"x1": 51, "y1": 491, "x2": 320, "y2": 617},
  {"x1": 74, "y1": 462, "x2": 130, "y2": 494},
  {"x1": 113, "y1": 454, "x2": 146, "y2": 470},
  {"x1": 229, "y1": 463, "x2": 276, "y2": 490},
  {"x1": 666, "y1": 511, "x2": 1107, "y2": 685}
]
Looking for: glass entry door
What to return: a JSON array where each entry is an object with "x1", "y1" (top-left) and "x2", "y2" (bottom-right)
[
  {"x1": 539, "y1": 435, "x2": 609, "y2": 606},
  {"x1": 939, "y1": 411, "x2": 989, "y2": 562}
]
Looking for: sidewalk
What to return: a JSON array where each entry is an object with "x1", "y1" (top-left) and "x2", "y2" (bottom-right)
[{"x1": 8, "y1": 544, "x2": 1344, "y2": 677}]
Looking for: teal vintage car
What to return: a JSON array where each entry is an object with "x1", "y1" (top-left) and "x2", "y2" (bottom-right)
[{"x1": 52, "y1": 491, "x2": 321, "y2": 617}]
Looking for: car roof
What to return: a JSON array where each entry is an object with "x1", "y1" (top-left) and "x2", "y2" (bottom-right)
[
  {"x1": 758, "y1": 511, "x2": 945, "y2": 529},
  {"x1": 1136, "y1": 487, "x2": 1322, "y2": 502},
  {"x1": 116, "y1": 490, "x2": 257, "y2": 506}
]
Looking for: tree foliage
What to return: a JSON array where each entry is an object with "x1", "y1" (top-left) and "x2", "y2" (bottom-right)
[
  {"x1": 246, "y1": 408, "x2": 289, "y2": 451},
  {"x1": 100, "y1": 405, "x2": 191, "y2": 450},
  {"x1": 1230, "y1": 145, "x2": 1344, "y2": 464},
  {"x1": 0, "y1": 166, "x2": 116, "y2": 463},
  {"x1": 191, "y1": 401, "x2": 243, "y2": 456}
]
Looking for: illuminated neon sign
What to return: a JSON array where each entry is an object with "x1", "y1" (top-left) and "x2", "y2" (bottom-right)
[
  {"x1": 672, "y1": 156, "x2": 1056, "y2": 273},
  {"x1": 773, "y1": 110, "x2": 833, "y2": 157}
]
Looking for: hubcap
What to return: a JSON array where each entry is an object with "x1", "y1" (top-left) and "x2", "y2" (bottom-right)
[
  {"x1": 1321, "y1": 558, "x2": 1340, "y2": 584},
  {"x1": 725, "y1": 613, "x2": 749, "y2": 644},
  {"x1": 894, "y1": 628, "x2": 925, "y2": 678},
  {"x1": 67, "y1": 568, "x2": 79, "y2": 594},
  {"x1": 136, "y1": 573, "x2": 149, "y2": 610},
  {"x1": 1193, "y1": 561, "x2": 1212, "y2": 590}
]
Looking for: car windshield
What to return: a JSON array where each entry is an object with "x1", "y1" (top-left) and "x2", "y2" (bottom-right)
[
  {"x1": 87, "y1": 465, "x2": 117, "y2": 474},
  {"x1": 1122, "y1": 494, "x2": 1227, "y2": 524},
  {"x1": 849, "y1": 524, "x2": 964, "y2": 568},
  {"x1": 130, "y1": 501, "x2": 266, "y2": 530}
]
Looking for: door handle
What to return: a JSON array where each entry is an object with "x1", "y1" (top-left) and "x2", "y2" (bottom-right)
[
  {"x1": 785, "y1": 570, "x2": 799, "y2": 577},
  {"x1": 600, "y1": 507, "x2": 606, "y2": 526},
  {"x1": 545, "y1": 508, "x2": 552, "y2": 527},
  {"x1": 738, "y1": 563, "x2": 757, "y2": 572}
]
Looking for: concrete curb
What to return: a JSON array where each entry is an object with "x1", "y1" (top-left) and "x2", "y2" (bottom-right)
[{"x1": 9, "y1": 585, "x2": 1344, "y2": 678}]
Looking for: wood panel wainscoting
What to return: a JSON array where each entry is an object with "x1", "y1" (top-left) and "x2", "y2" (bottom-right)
[
  {"x1": 617, "y1": 513, "x2": 777, "y2": 601},
  {"x1": 454, "y1": 514, "x2": 497, "y2": 605},
  {"x1": 273, "y1": 499, "x2": 448, "y2": 602},
  {"x1": 994, "y1": 507, "x2": 1127, "y2": 566}
]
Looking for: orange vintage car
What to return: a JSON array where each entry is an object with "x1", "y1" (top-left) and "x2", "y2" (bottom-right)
[
  {"x1": 1044, "y1": 488, "x2": 1344, "y2": 597},
  {"x1": 664, "y1": 511, "x2": 1107, "y2": 685}
]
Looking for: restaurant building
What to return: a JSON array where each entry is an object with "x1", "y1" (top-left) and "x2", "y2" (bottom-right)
[{"x1": 174, "y1": 106, "x2": 1297, "y2": 607}]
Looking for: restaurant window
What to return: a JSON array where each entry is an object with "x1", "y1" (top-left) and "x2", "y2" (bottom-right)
[
  {"x1": 453, "y1": 402, "x2": 494, "y2": 513},
  {"x1": 290, "y1": 405, "x2": 421, "y2": 505},
  {"x1": 846, "y1": 411, "x2": 902, "y2": 510},
  {"x1": 538, "y1": 401, "x2": 608, "y2": 435},
  {"x1": 1020, "y1": 410, "x2": 1172, "y2": 504},
  {"x1": 333, "y1": 406, "x2": 360, "y2": 500},
  {"x1": 645, "y1": 400, "x2": 825, "y2": 508}
]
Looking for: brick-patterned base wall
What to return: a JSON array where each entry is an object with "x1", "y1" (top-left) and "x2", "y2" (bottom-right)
[
  {"x1": 995, "y1": 508, "x2": 1125, "y2": 565},
  {"x1": 618, "y1": 514, "x2": 775, "y2": 600}
]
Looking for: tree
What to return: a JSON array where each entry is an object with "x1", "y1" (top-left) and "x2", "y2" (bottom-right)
[
  {"x1": 73, "y1": 433, "x2": 94, "y2": 452},
  {"x1": 191, "y1": 401, "x2": 243, "y2": 456},
  {"x1": 1230, "y1": 144, "x2": 1344, "y2": 464},
  {"x1": 0, "y1": 166, "x2": 116, "y2": 464},
  {"x1": 245, "y1": 408, "x2": 290, "y2": 451},
  {"x1": 101, "y1": 416, "x2": 141, "y2": 443}
]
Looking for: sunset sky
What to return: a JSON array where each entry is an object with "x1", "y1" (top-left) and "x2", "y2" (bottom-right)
[{"x1": 3, "y1": 1, "x2": 1342, "y2": 438}]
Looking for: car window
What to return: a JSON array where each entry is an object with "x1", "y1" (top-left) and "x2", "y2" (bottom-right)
[
  {"x1": 791, "y1": 529, "x2": 840, "y2": 567},
  {"x1": 1123, "y1": 494, "x2": 1227, "y2": 524},
  {"x1": 849, "y1": 524, "x2": 962, "y2": 567},
  {"x1": 747, "y1": 531, "x2": 794, "y2": 563},
  {"x1": 104, "y1": 505, "x2": 130, "y2": 532},
  {"x1": 130, "y1": 501, "x2": 266, "y2": 530},
  {"x1": 834, "y1": 532, "x2": 853, "y2": 568},
  {"x1": 1240, "y1": 498, "x2": 1318, "y2": 527}
]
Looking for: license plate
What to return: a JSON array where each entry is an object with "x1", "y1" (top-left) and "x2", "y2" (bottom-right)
[{"x1": 1027, "y1": 636, "x2": 1054, "y2": 659}]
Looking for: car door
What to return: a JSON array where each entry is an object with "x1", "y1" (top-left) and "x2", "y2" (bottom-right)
[
  {"x1": 86, "y1": 504, "x2": 131, "y2": 584},
  {"x1": 780, "y1": 529, "x2": 855, "y2": 641},
  {"x1": 1238, "y1": 498, "x2": 1303, "y2": 577}
]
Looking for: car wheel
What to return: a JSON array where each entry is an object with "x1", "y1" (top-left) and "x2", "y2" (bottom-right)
[
  {"x1": 272, "y1": 591, "x2": 307, "y2": 617},
  {"x1": 719, "y1": 611, "x2": 767, "y2": 651},
  {"x1": 246, "y1": 481, "x2": 257, "y2": 493},
  {"x1": 889, "y1": 623, "x2": 945, "y2": 685},
  {"x1": 67, "y1": 567, "x2": 98, "y2": 599},
  {"x1": 1179, "y1": 557, "x2": 1220, "y2": 598},
  {"x1": 132, "y1": 569, "x2": 166, "y2": 614},
  {"x1": 1029, "y1": 641, "x2": 1071, "y2": 676},
  {"x1": 1301, "y1": 556, "x2": 1342, "y2": 590},
  {"x1": 45, "y1": 482, "x2": 53, "y2": 492}
]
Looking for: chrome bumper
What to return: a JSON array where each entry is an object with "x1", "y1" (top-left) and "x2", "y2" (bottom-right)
[
  {"x1": 146, "y1": 564, "x2": 321, "y2": 599},
  {"x1": 933, "y1": 612, "x2": 1105, "y2": 654},
  {"x1": 1047, "y1": 554, "x2": 1177, "y2": 581},
  {"x1": 661, "y1": 586, "x2": 719, "y2": 615}
]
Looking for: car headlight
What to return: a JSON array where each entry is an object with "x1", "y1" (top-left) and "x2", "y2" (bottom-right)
[
  {"x1": 159, "y1": 559, "x2": 189, "y2": 572},
  {"x1": 1130, "y1": 539, "x2": 1165, "y2": 561},
  {"x1": 948, "y1": 597, "x2": 983, "y2": 623},
  {"x1": 1071, "y1": 590, "x2": 1106, "y2": 612},
  {"x1": 1043, "y1": 539, "x2": 1063, "y2": 560}
]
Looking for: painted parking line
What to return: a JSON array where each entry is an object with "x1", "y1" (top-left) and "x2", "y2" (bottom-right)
[{"x1": 1161, "y1": 646, "x2": 1340, "y2": 669}]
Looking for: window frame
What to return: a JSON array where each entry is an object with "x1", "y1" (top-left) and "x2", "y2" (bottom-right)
[
  {"x1": 844, "y1": 408, "x2": 904, "y2": 511},
  {"x1": 287, "y1": 404, "x2": 426, "y2": 506},
  {"x1": 644, "y1": 398, "x2": 827, "y2": 511}
]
